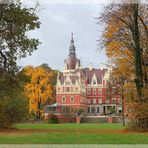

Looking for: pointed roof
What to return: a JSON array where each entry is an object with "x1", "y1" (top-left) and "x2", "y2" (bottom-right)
[
  {"x1": 69, "y1": 32, "x2": 76, "y2": 57},
  {"x1": 66, "y1": 33, "x2": 80, "y2": 70}
]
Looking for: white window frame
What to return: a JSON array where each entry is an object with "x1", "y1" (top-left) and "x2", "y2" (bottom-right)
[
  {"x1": 97, "y1": 107, "x2": 99, "y2": 113},
  {"x1": 106, "y1": 98, "x2": 110, "y2": 103},
  {"x1": 98, "y1": 89, "x2": 102, "y2": 94},
  {"x1": 98, "y1": 98, "x2": 102, "y2": 104},
  {"x1": 112, "y1": 98, "x2": 116, "y2": 104},
  {"x1": 93, "y1": 79, "x2": 97, "y2": 85},
  {"x1": 87, "y1": 88, "x2": 91, "y2": 95},
  {"x1": 93, "y1": 88, "x2": 96, "y2": 94},
  {"x1": 62, "y1": 97, "x2": 66, "y2": 102},
  {"x1": 91, "y1": 107, "x2": 95, "y2": 113},
  {"x1": 70, "y1": 96, "x2": 74, "y2": 102},
  {"x1": 92, "y1": 98, "x2": 96, "y2": 104}
]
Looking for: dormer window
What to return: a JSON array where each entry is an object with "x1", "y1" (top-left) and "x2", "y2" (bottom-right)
[
  {"x1": 93, "y1": 80, "x2": 96, "y2": 85},
  {"x1": 92, "y1": 73, "x2": 97, "y2": 85}
]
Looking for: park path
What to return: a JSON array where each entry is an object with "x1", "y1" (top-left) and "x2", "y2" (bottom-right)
[{"x1": 0, "y1": 128, "x2": 148, "y2": 135}]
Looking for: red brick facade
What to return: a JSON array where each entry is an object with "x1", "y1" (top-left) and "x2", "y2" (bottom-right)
[{"x1": 56, "y1": 34, "x2": 122, "y2": 115}]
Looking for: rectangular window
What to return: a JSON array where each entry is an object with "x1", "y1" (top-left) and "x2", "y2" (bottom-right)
[
  {"x1": 98, "y1": 98, "x2": 102, "y2": 104},
  {"x1": 62, "y1": 97, "x2": 66, "y2": 102},
  {"x1": 87, "y1": 107, "x2": 90, "y2": 113},
  {"x1": 87, "y1": 88, "x2": 91, "y2": 95},
  {"x1": 91, "y1": 107, "x2": 95, "y2": 113},
  {"x1": 66, "y1": 87, "x2": 70, "y2": 92},
  {"x1": 93, "y1": 88, "x2": 96, "y2": 94},
  {"x1": 92, "y1": 98, "x2": 96, "y2": 104},
  {"x1": 93, "y1": 80, "x2": 96, "y2": 85},
  {"x1": 98, "y1": 89, "x2": 102, "y2": 94},
  {"x1": 112, "y1": 98, "x2": 116, "y2": 104},
  {"x1": 70, "y1": 96, "x2": 74, "y2": 102},
  {"x1": 97, "y1": 107, "x2": 99, "y2": 113},
  {"x1": 106, "y1": 98, "x2": 110, "y2": 103},
  {"x1": 106, "y1": 88, "x2": 110, "y2": 94}
]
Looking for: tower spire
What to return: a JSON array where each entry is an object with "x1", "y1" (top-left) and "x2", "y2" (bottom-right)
[
  {"x1": 64, "y1": 33, "x2": 81, "y2": 70},
  {"x1": 69, "y1": 32, "x2": 76, "y2": 57},
  {"x1": 71, "y1": 32, "x2": 74, "y2": 43}
]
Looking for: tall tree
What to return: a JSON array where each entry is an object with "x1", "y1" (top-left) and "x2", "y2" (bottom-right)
[
  {"x1": 99, "y1": 0, "x2": 148, "y2": 129},
  {"x1": 99, "y1": 1, "x2": 148, "y2": 93},
  {"x1": 0, "y1": 2, "x2": 40, "y2": 75},
  {"x1": 0, "y1": 1, "x2": 40, "y2": 127},
  {"x1": 40, "y1": 63, "x2": 59, "y2": 104},
  {"x1": 24, "y1": 66, "x2": 53, "y2": 119}
]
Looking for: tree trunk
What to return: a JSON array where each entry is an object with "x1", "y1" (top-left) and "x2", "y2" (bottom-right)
[
  {"x1": 36, "y1": 99, "x2": 41, "y2": 120},
  {"x1": 36, "y1": 110, "x2": 41, "y2": 120},
  {"x1": 133, "y1": 4, "x2": 143, "y2": 97},
  {"x1": 122, "y1": 95, "x2": 125, "y2": 126}
]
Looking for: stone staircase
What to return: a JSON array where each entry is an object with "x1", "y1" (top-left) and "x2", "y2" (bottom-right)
[{"x1": 81, "y1": 116, "x2": 121, "y2": 123}]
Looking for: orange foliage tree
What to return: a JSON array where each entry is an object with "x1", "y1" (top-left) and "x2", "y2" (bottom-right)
[
  {"x1": 99, "y1": 1, "x2": 148, "y2": 91},
  {"x1": 24, "y1": 66, "x2": 53, "y2": 119},
  {"x1": 98, "y1": 1, "x2": 148, "y2": 129}
]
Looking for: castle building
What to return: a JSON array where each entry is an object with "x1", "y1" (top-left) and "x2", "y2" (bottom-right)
[{"x1": 56, "y1": 34, "x2": 122, "y2": 115}]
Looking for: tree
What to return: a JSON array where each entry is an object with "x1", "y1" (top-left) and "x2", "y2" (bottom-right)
[
  {"x1": 0, "y1": 2, "x2": 40, "y2": 74},
  {"x1": 0, "y1": 95, "x2": 28, "y2": 128},
  {"x1": 24, "y1": 66, "x2": 53, "y2": 119},
  {"x1": 98, "y1": 0, "x2": 148, "y2": 129},
  {"x1": 0, "y1": 1, "x2": 40, "y2": 127},
  {"x1": 40, "y1": 63, "x2": 59, "y2": 104},
  {"x1": 111, "y1": 72, "x2": 127, "y2": 126}
]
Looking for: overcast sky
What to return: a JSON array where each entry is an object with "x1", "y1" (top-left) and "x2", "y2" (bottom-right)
[{"x1": 19, "y1": 2, "x2": 108, "y2": 71}]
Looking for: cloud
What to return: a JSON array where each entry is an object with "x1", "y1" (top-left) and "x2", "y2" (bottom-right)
[
  {"x1": 20, "y1": 4, "x2": 107, "y2": 70},
  {"x1": 47, "y1": 11, "x2": 70, "y2": 24}
]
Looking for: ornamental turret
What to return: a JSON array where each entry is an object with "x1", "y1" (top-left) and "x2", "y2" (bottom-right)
[{"x1": 64, "y1": 33, "x2": 80, "y2": 70}]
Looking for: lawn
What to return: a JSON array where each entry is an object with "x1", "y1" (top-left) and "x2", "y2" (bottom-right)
[{"x1": 0, "y1": 123, "x2": 147, "y2": 144}]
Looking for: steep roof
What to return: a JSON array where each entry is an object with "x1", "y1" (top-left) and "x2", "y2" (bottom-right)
[
  {"x1": 83, "y1": 68, "x2": 107, "y2": 84},
  {"x1": 58, "y1": 68, "x2": 108, "y2": 85}
]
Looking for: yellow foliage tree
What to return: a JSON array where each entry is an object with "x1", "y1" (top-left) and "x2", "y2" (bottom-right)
[
  {"x1": 100, "y1": 2, "x2": 148, "y2": 87},
  {"x1": 24, "y1": 66, "x2": 53, "y2": 119},
  {"x1": 99, "y1": 1, "x2": 148, "y2": 129}
]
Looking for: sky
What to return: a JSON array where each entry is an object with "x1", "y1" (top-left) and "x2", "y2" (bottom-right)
[{"x1": 19, "y1": 1, "x2": 108, "y2": 71}]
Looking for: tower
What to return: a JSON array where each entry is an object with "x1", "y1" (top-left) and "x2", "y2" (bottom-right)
[{"x1": 64, "y1": 33, "x2": 80, "y2": 71}]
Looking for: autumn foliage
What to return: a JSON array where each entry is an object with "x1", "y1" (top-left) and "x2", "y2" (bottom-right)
[
  {"x1": 24, "y1": 66, "x2": 53, "y2": 119},
  {"x1": 99, "y1": 1, "x2": 148, "y2": 130}
]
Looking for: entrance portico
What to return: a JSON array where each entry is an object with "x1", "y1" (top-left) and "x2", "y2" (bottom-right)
[{"x1": 87, "y1": 104, "x2": 121, "y2": 116}]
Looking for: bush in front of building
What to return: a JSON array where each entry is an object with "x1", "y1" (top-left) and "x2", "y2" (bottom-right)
[
  {"x1": 58, "y1": 115, "x2": 76, "y2": 123},
  {"x1": 48, "y1": 114, "x2": 59, "y2": 124},
  {"x1": 47, "y1": 114, "x2": 76, "y2": 123}
]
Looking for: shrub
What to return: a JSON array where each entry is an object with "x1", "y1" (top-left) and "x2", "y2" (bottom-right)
[
  {"x1": 48, "y1": 114, "x2": 59, "y2": 124},
  {"x1": 0, "y1": 96, "x2": 28, "y2": 128},
  {"x1": 58, "y1": 115, "x2": 76, "y2": 123}
]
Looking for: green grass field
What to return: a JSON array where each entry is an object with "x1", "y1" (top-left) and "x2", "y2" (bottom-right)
[{"x1": 0, "y1": 123, "x2": 147, "y2": 144}]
